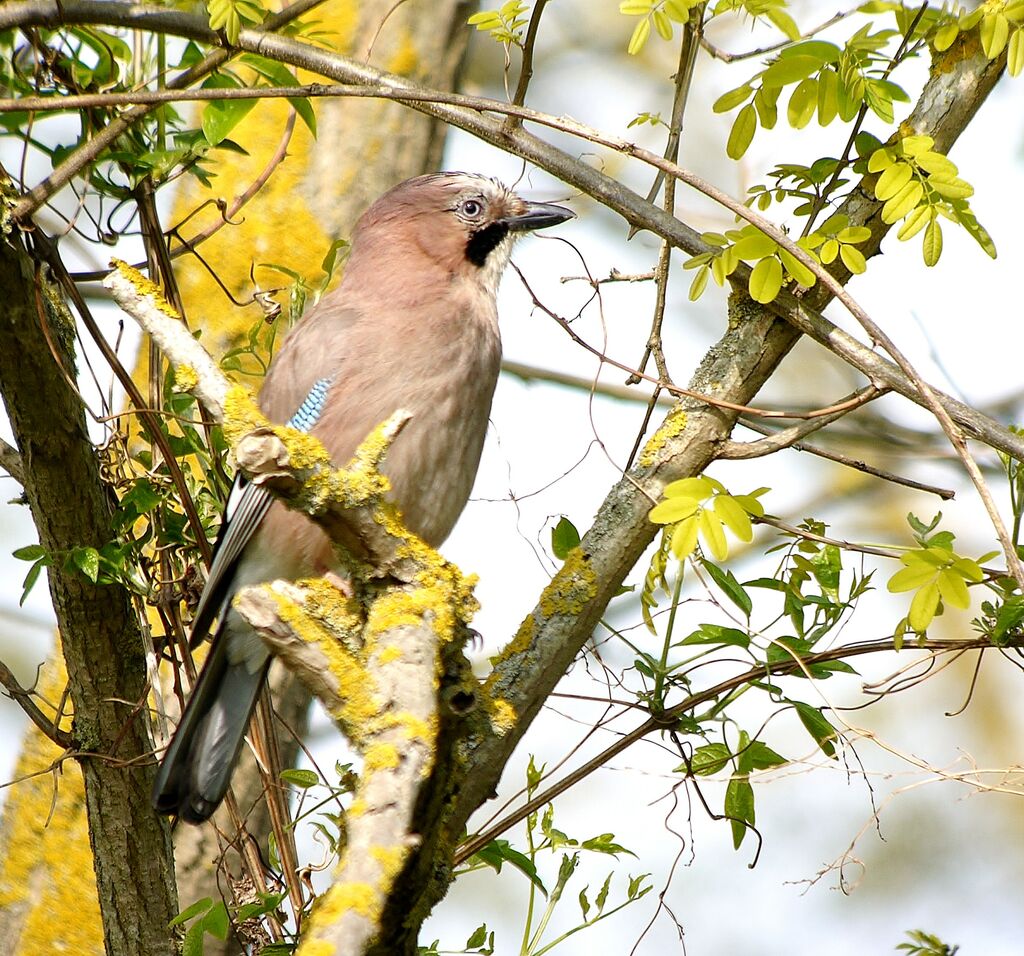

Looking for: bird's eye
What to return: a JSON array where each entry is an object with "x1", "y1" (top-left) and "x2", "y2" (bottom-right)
[{"x1": 460, "y1": 198, "x2": 484, "y2": 219}]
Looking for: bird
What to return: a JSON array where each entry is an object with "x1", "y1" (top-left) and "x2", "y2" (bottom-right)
[{"x1": 152, "y1": 172, "x2": 574, "y2": 823}]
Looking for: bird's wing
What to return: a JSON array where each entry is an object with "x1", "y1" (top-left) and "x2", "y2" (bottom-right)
[{"x1": 189, "y1": 303, "x2": 359, "y2": 646}]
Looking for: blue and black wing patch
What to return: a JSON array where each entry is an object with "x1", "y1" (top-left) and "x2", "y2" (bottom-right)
[{"x1": 189, "y1": 377, "x2": 334, "y2": 646}]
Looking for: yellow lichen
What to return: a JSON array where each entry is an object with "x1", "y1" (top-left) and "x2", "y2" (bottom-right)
[
  {"x1": 374, "y1": 644, "x2": 403, "y2": 665},
  {"x1": 638, "y1": 407, "x2": 688, "y2": 468},
  {"x1": 370, "y1": 845, "x2": 408, "y2": 885},
  {"x1": 396, "y1": 712, "x2": 434, "y2": 743},
  {"x1": 268, "y1": 584, "x2": 379, "y2": 732},
  {"x1": 487, "y1": 697, "x2": 517, "y2": 736},
  {"x1": 362, "y1": 742, "x2": 400, "y2": 773},
  {"x1": 312, "y1": 880, "x2": 380, "y2": 923},
  {"x1": 0, "y1": 656, "x2": 103, "y2": 955},
  {"x1": 387, "y1": 31, "x2": 420, "y2": 76},
  {"x1": 112, "y1": 257, "x2": 180, "y2": 319},
  {"x1": 174, "y1": 363, "x2": 199, "y2": 393},
  {"x1": 538, "y1": 547, "x2": 598, "y2": 618},
  {"x1": 222, "y1": 384, "x2": 269, "y2": 446}
]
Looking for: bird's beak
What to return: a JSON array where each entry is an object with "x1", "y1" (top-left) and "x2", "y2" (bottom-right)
[{"x1": 503, "y1": 200, "x2": 575, "y2": 233}]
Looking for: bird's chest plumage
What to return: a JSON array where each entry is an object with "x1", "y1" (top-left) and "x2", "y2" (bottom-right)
[{"x1": 245, "y1": 291, "x2": 501, "y2": 584}]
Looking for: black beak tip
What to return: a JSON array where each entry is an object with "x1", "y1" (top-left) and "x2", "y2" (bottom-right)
[{"x1": 507, "y1": 201, "x2": 576, "y2": 232}]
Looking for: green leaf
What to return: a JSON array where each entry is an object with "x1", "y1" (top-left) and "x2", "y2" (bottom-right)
[
  {"x1": 201, "y1": 81, "x2": 258, "y2": 145},
  {"x1": 466, "y1": 924, "x2": 489, "y2": 949},
  {"x1": 688, "y1": 264, "x2": 710, "y2": 301},
  {"x1": 726, "y1": 104, "x2": 757, "y2": 160},
  {"x1": 766, "y1": 8, "x2": 801, "y2": 42},
  {"x1": 748, "y1": 255, "x2": 783, "y2": 303},
  {"x1": 702, "y1": 561, "x2": 753, "y2": 617},
  {"x1": 713, "y1": 83, "x2": 752, "y2": 113},
  {"x1": 816, "y1": 68, "x2": 838, "y2": 126},
  {"x1": 13, "y1": 544, "x2": 47, "y2": 561},
  {"x1": 201, "y1": 902, "x2": 230, "y2": 940},
  {"x1": 551, "y1": 516, "x2": 581, "y2": 560},
  {"x1": 725, "y1": 773, "x2": 754, "y2": 848},
  {"x1": 682, "y1": 623, "x2": 751, "y2": 647},
  {"x1": 794, "y1": 702, "x2": 837, "y2": 758},
  {"x1": 473, "y1": 840, "x2": 547, "y2": 894},
  {"x1": 687, "y1": 742, "x2": 731, "y2": 776},
  {"x1": 762, "y1": 55, "x2": 821, "y2": 87},
  {"x1": 899, "y1": 134, "x2": 933, "y2": 157},
  {"x1": 280, "y1": 768, "x2": 319, "y2": 788},
  {"x1": 169, "y1": 898, "x2": 214, "y2": 928},
  {"x1": 70, "y1": 546, "x2": 100, "y2": 583},
  {"x1": 787, "y1": 78, "x2": 817, "y2": 129}
]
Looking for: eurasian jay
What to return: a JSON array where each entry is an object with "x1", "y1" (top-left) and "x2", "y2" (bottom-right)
[{"x1": 152, "y1": 172, "x2": 574, "y2": 823}]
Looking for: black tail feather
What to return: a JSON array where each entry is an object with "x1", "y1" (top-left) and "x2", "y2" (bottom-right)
[{"x1": 153, "y1": 634, "x2": 269, "y2": 824}]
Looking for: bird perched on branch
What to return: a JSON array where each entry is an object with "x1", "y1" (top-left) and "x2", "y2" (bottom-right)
[{"x1": 152, "y1": 172, "x2": 574, "y2": 823}]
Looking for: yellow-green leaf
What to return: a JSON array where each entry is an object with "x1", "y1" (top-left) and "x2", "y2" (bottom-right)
[
  {"x1": 778, "y1": 247, "x2": 817, "y2": 287},
  {"x1": 933, "y1": 21, "x2": 959, "y2": 52},
  {"x1": 839, "y1": 244, "x2": 867, "y2": 274},
  {"x1": 888, "y1": 564, "x2": 936, "y2": 593},
  {"x1": 952, "y1": 557, "x2": 985, "y2": 582},
  {"x1": 652, "y1": 9, "x2": 672, "y2": 40},
  {"x1": 627, "y1": 16, "x2": 651, "y2": 55},
  {"x1": 819, "y1": 238, "x2": 839, "y2": 264},
  {"x1": 867, "y1": 147, "x2": 895, "y2": 173},
  {"x1": 1009, "y1": 28, "x2": 1024, "y2": 76},
  {"x1": 837, "y1": 226, "x2": 872, "y2": 244},
  {"x1": 671, "y1": 514, "x2": 700, "y2": 560},
  {"x1": 731, "y1": 231, "x2": 777, "y2": 260},
  {"x1": 928, "y1": 178, "x2": 974, "y2": 200},
  {"x1": 899, "y1": 134, "x2": 934, "y2": 157},
  {"x1": 936, "y1": 567, "x2": 970, "y2": 609},
  {"x1": 699, "y1": 508, "x2": 728, "y2": 561},
  {"x1": 915, "y1": 151, "x2": 958, "y2": 178},
  {"x1": 875, "y1": 161, "x2": 912, "y2": 201},
  {"x1": 817, "y1": 68, "x2": 838, "y2": 126},
  {"x1": 689, "y1": 265, "x2": 710, "y2": 301},
  {"x1": 897, "y1": 205, "x2": 932, "y2": 241},
  {"x1": 881, "y1": 180, "x2": 924, "y2": 224},
  {"x1": 664, "y1": 476, "x2": 715, "y2": 499},
  {"x1": 727, "y1": 104, "x2": 757, "y2": 160},
  {"x1": 733, "y1": 493, "x2": 766, "y2": 518},
  {"x1": 714, "y1": 83, "x2": 753, "y2": 113},
  {"x1": 649, "y1": 496, "x2": 699, "y2": 525},
  {"x1": 787, "y1": 78, "x2": 817, "y2": 129},
  {"x1": 714, "y1": 495, "x2": 753, "y2": 542},
  {"x1": 908, "y1": 580, "x2": 940, "y2": 632},
  {"x1": 922, "y1": 218, "x2": 942, "y2": 267},
  {"x1": 980, "y1": 12, "x2": 1010, "y2": 59},
  {"x1": 748, "y1": 256, "x2": 783, "y2": 303}
]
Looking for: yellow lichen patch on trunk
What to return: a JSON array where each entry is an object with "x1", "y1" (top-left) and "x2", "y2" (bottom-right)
[{"x1": 0, "y1": 658, "x2": 103, "y2": 955}]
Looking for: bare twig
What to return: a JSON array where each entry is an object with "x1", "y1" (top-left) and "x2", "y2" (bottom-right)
[{"x1": 0, "y1": 659, "x2": 73, "y2": 747}]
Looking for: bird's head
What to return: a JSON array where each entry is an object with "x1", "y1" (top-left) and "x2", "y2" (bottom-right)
[{"x1": 348, "y1": 172, "x2": 575, "y2": 298}]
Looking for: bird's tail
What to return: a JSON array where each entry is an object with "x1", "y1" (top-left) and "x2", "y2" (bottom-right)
[{"x1": 152, "y1": 633, "x2": 269, "y2": 824}]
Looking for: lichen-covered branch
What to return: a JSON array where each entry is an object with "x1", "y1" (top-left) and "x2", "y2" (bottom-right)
[{"x1": 105, "y1": 255, "x2": 477, "y2": 953}]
